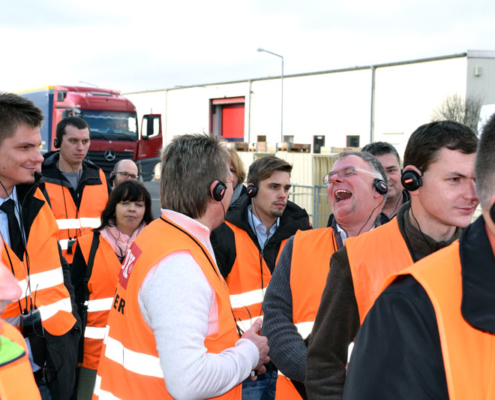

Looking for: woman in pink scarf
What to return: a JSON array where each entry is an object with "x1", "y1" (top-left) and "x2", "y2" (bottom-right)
[{"x1": 71, "y1": 180, "x2": 153, "y2": 399}]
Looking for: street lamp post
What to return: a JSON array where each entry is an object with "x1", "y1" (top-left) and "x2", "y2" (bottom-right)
[{"x1": 257, "y1": 48, "x2": 284, "y2": 144}]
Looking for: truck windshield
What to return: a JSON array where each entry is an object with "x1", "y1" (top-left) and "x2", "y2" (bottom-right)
[{"x1": 80, "y1": 110, "x2": 138, "y2": 141}]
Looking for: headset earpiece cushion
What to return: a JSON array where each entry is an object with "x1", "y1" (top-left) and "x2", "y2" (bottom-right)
[
  {"x1": 109, "y1": 172, "x2": 115, "y2": 182},
  {"x1": 247, "y1": 184, "x2": 258, "y2": 198},
  {"x1": 211, "y1": 181, "x2": 227, "y2": 202},
  {"x1": 54, "y1": 138, "x2": 61, "y2": 149},
  {"x1": 401, "y1": 170, "x2": 423, "y2": 192},
  {"x1": 374, "y1": 179, "x2": 388, "y2": 195},
  {"x1": 490, "y1": 202, "x2": 495, "y2": 224}
]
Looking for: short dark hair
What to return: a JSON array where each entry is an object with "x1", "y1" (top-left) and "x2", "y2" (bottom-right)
[
  {"x1": 404, "y1": 120, "x2": 478, "y2": 172},
  {"x1": 475, "y1": 113, "x2": 495, "y2": 210},
  {"x1": 361, "y1": 141, "x2": 401, "y2": 166},
  {"x1": 0, "y1": 92, "x2": 44, "y2": 145},
  {"x1": 56, "y1": 117, "x2": 90, "y2": 142},
  {"x1": 247, "y1": 155, "x2": 292, "y2": 186},
  {"x1": 99, "y1": 180, "x2": 153, "y2": 230},
  {"x1": 160, "y1": 134, "x2": 230, "y2": 219}
]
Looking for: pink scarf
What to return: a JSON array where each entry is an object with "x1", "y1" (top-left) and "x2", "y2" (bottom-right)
[{"x1": 100, "y1": 220, "x2": 146, "y2": 261}]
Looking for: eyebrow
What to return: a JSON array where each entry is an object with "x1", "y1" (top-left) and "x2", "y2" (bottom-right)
[{"x1": 448, "y1": 171, "x2": 470, "y2": 178}]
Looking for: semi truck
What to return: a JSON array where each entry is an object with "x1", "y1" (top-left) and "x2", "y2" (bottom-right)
[{"x1": 18, "y1": 85, "x2": 162, "y2": 181}]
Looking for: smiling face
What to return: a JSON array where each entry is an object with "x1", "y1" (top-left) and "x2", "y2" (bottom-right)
[
  {"x1": 327, "y1": 155, "x2": 383, "y2": 227},
  {"x1": 252, "y1": 170, "x2": 291, "y2": 227},
  {"x1": 115, "y1": 199, "x2": 146, "y2": 236},
  {"x1": 374, "y1": 153, "x2": 402, "y2": 205},
  {"x1": 0, "y1": 123, "x2": 44, "y2": 198},
  {"x1": 412, "y1": 148, "x2": 478, "y2": 234}
]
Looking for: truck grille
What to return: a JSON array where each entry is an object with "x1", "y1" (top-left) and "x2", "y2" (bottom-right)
[{"x1": 86, "y1": 151, "x2": 134, "y2": 175}]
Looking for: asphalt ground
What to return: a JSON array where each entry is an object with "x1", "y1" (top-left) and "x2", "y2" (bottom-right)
[{"x1": 143, "y1": 180, "x2": 162, "y2": 220}]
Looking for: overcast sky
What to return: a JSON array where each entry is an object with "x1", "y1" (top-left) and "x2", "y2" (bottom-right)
[{"x1": 1, "y1": 0, "x2": 494, "y2": 94}]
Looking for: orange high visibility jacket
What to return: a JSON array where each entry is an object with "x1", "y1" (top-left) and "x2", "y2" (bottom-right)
[
  {"x1": 274, "y1": 228, "x2": 338, "y2": 400},
  {"x1": 382, "y1": 241, "x2": 495, "y2": 399},
  {"x1": 94, "y1": 217, "x2": 241, "y2": 400},
  {"x1": 76, "y1": 232, "x2": 121, "y2": 370},
  {"x1": 225, "y1": 222, "x2": 286, "y2": 332},
  {"x1": 346, "y1": 218, "x2": 413, "y2": 324},
  {"x1": 1, "y1": 188, "x2": 76, "y2": 336},
  {"x1": 0, "y1": 321, "x2": 41, "y2": 400},
  {"x1": 44, "y1": 168, "x2": 108, "y2": 263}
]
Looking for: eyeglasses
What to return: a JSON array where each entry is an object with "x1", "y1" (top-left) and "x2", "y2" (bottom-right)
[
  {"x1": 115, "y1": 171, "x2": 138, "y2": 179},
  {"x1": 323, "y1": 166, "x2": 379, "y2": 185}
]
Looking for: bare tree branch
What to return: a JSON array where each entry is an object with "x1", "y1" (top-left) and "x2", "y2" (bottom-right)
[{"x1": 431, "y1": 93, "x2": 483, "y2": 131}]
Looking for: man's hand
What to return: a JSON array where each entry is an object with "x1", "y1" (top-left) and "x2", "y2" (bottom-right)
[{"x1": 241, "y1": 318, "x2": 270, "y2": 378}]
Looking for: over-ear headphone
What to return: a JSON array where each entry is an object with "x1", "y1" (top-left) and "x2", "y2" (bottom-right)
[
  {"x1": 109, "y1": 172, "x2": 116, "y2": 182},
  {"x1": 401, "y1": 169, "x2": 423, "y2": 192},
  {"x1": 490, "y1": 202, "x2": 495, "y2": 224},
  {"x1": 373, "y1": 179, "x2": 388, "y2": 195},
  {"x1": 54, "y1": 138, "x2": 61, "y2": 149},
  {"x1": 210, "y1": 181, "x2": 227, "y2": 202},
  {"x1": 247, "y1": 184, "x2": 258, "y2": 198}
]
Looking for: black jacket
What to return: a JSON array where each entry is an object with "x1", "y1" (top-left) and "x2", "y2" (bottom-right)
[
  {"x1": 211, "y1": 195, "x2": 312, "y2": 279},
  {"x1": 41, "y1": 151, "x2": 110, "y2": 207}
]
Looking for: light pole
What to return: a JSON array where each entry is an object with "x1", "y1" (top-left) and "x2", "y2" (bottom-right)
[{"x1": 258, "y1": 48, "x2": 284, "y2": 144}]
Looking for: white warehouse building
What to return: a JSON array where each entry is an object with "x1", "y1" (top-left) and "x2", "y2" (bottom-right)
[{"x1": 126, "y1": 50, "x2": 495, "y2": 156}]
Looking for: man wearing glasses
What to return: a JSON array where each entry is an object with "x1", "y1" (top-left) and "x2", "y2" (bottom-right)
[
  {"x1": 261, "y1": 151, "x2": 388, "y2": 399},
  {"x1": 110, "y1": 159, "x2": 139, "y2": 188},
  {"x1": 305, "y1": 121, "x2": 479, "y2": 399}
]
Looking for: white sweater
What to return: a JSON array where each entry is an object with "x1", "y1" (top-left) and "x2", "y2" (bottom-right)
[{"x1": 139, "y1": 210, "x2": 258, "y2": 400}]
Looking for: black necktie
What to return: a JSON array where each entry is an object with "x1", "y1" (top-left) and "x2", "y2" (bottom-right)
[{"x1": 1, "y1": 199, "x2": 25, "y2": 260}]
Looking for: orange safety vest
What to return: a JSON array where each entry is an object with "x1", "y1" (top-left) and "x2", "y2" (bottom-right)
[
  {"x1": 94, "y1": 217, "x2": 242, "y2": 400},
  {"x1": 274, "y1": 228, "x2": 338, "y2": 400},
  {"x1": 1, "y1": 188, "x2": 76, "y2": 336},
  {"x1": 346, "y1": 218, "x2": 413, "y2": 324},
  {"x1": 382, "y1": 242, "x2": 495, "y2": 399},
  {"x1": 77, "y1": 232, "x2": 121, "y2": 370},
  {"x1": 0, "y1": 321, "x2": 41, "y2": 400},
  {"x1": 44, "y1": 168, "x2": 108, "y2": 263},
  {"x1": 225, "y1": 222, "x2": 286, "y2": 332}
]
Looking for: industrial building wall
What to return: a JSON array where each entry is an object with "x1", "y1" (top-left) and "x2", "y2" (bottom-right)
[
  {"x1": 373, "y1": 56, "x2": 467, "y2": 156},
  {"x1": 250, "y1": 69, "x2": 372, "y2": 148},
  {"x1": 466, "y1": 52, "x2": 495, "y2": 105}
]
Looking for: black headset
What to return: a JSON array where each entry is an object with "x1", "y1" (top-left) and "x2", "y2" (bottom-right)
[
  {"x1": 246, "y1": 184, "x2": 258, "y2": 198},
  {"x1": 373, "y1": 178, "x2": 388, "y2": 195},
  {"x1": 401, "y1": 169, "x2": 423, "y2": 192},
  {"x1": 210, "y1": 181, "x2": 227, "y2": 202},
  {"x1": 54, "y1": 137, "x2": 61, "y2": 148},
  {"x1": 490, "y1": 203, "x2": 495, "y2": 224}
]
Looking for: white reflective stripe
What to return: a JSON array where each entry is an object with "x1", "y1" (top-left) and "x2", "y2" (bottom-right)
[
  {"x1": 79, "y1": 218, "x2": 101, "y2": 228},
  {"x1": 236, "y1": 315, "x2": 264, "y2": 334},
  {"x1": 348, "y1": 342, "x2": 354, "y2": 363},
  {"x1": 17, "y1": 267, "x2": 64, "y2": 299},
  {"x1": 59, "y1": 239, "x2": 69, "y2": 250},
  {"x1": 230, "y1": 288, "x2": 266, "y2": 308},
  {"x1": 94, "y1": 375, "x2": 120, "y2": 400},
  {"x1": 105, "y1": 335, "x2": 163, "y2": 378},
  {"x1": 57, "y1": 219, "x2": 81, "y2": 230},
  {"x1": 85, "y1": 326, "x2": 106, "y2": 339},
  {"x1": 294, "y1": 321, "x2": 314, "y2": 339},
  {"x1": 86, "y1": 297, "x2": 113, "y2": 312},
  {"x1": 39, "y1": 297, "x2": 73, "y2": 321}
]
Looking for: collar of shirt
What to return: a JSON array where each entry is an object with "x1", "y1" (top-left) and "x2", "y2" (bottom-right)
[
  {"x1": 247, "y1": 205, "x2": 279, "y2": 250},
  {"x1": 0, "y1": 187, "x2": 22, "y2": 247},
  {"x1": 161, "y1": 209, "x2": 217, "y2": 265}
]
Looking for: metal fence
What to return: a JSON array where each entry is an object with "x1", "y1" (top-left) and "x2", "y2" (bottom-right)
[{"x1": 289, "y1": 184, "x2": 331, "y2": 229}]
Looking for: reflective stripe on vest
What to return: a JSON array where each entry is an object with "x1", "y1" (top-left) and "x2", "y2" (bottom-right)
[
  {"x1": 77, "y1": 232, "x2": 122, "y2": 370},
  {"x1": 290, "y1": 228, "x2": 337, "y2": 340},
  {"x1": 95, "y1": 217, "x2": 241, "y2": 400},
  {"x1": 383, "y1": 241, "x2": 495, "y2": 399},
  {"x1": 0, "y1": 322, "x2": 41, "y2": 400},
  {"x1": 0, "y1": 188, "x2": 75, "y2": 336},
  {"x1": 44, "y1": 168, "x2": 108, "y2": 263},
  {"x1": 346, "y1": 218, "x2": 413, "y2": 324},
  {"x1": 225, "y1": 222, "x2": 286, "y2": 331}
]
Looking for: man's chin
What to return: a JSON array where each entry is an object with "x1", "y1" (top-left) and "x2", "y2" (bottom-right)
[{"x1": 270, "y1": 209, "x2": 285, "y2": 218}]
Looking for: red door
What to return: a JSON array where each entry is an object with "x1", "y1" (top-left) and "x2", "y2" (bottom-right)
[{"x1": 137, "y1": 114, "x2": 162, "y2": 161}]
